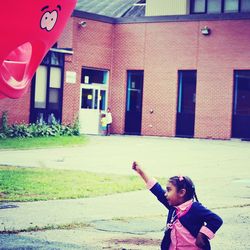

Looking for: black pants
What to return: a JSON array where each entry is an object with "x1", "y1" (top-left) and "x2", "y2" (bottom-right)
[{"x1": 106, "y1": 124, "x2": 111, "y2": 135}]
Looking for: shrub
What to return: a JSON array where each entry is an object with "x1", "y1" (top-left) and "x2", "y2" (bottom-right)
[
  {"x1": 7, "y1": 123, "x2": 32, "y2": 138},
  {"x1": 0, "y1": 112, "x2": 80, "y2": 138},
  {"x1": 72, "y1": 117, "x2": 80, "y2": 136},
  {"x1": 0, "y1": 132, "x2": 6, "y2": 139}
]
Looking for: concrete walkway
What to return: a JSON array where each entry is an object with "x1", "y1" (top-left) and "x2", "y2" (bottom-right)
[{"x1": 0, "y1": 135, "x2": 250, "y2": 249}]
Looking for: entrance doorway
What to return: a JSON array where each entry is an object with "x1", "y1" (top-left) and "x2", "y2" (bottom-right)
[
  {"x1": 232, "y1": 70, "x2": 250, "y2": 139},
  {"x1": 125, "y1": 70, "x2": 144, "y2": 135},
  {"x1": 79, "y1": 68, "x2": 108, "y2": 134},
  {"x1": 176, "y1": 70, "x2": 197, "y2": 137}
]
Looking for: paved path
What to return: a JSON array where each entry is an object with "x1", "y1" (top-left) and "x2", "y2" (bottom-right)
[
  {"x1": 0, "y1": 135, "x2": 249, "y2": 178},
  {"x1": 0, "y1": 135, "x2": 250, "y2": 249},
  {"x1": 1, "y1": 135, "x2": 249, "y2": 207}
]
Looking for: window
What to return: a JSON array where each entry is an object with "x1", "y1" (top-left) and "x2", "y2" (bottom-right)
[
  {"x1": 192, "y1": 0, "x2": 206, "y2": 13},
  {"x1": 81, "y1": 89, "x2": 93, "y2": 109},
  {"x1": 177, "y1": 71, "x2": 197, "y2": 114},
  {"x1": 224, "y1": 0, "x2": 239, "y2": 12},
  {"x1": 34, "y1": 66, "x2": 47, "y2": 109},
  {"x1": 241, "y1": 0, "x2": 250, "y2": 12},
  {"x1": 49, "y1": 67, "x2": 61, "y2": 89},
  {"x1": 126, "y1": 74, "x2": 143, "y2": 112},
  {"x1": 207, "y1": 0, "x2": 222, "y2": 13},
  {"x1": 99, "y1": 90, "x2": 106, "y2": 111},
  {"x1": 48, "y1": 67, "x2": 62, "y2": 111},
  {"x1": 30, "y1": 51, "x2": 64, "y2": 124},
  {"x1": 81, "y1": 68, "x2": 108, "y2": 84},
  {"x1": 51, "y1": 52, "x2": 63, "y2": 66},
  {"x1": 41, "y1": 51, "x2": 63, "y2": 66},
  {"x1": 48, "y1": 88, "x2": 60, "y2": 110},
  {"x1": 80, "y1": 67, "x2": 109, "y2": 113},
  {"x1": 191, "y1": 0, "x2": 248, "y2": 13}
]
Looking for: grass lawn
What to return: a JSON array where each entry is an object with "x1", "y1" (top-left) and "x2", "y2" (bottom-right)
[
  {"x1": 0, "y1": 166, "x2": 149, "y2": 202},
  {"x1": 0, "y1": 135, "x2": 88, "y2": 150}
]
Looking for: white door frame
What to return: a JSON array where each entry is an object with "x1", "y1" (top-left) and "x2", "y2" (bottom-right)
[{"x1": 79, "y1": 83, "x2": 108, "y2": 134}]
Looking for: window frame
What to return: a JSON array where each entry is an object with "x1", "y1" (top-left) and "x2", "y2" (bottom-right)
[
  {"x1": 223, "y1": 0, "x2": 240, "y2": 13},
  {"x1": 190, "y1": 0, "x2": 247, "y2": 14},
  {"x1": 190, "y1": 0, "x2": 207, "y2": 14},
  {"x1": 241, "y1": 0, "x2": 250, "y2": 12},
  {"x1": 30, "y1": 51, "x2": 64, "y2": 124}
]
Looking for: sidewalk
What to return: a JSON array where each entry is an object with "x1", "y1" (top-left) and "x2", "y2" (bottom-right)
[
  {"x1": 1, "y1": 135, "x2": 249, "y2": 208},
  {"x1": 0, "y1": 185, "x2": 168, "y2": 249},
  {"x1": 1, "y1": 135, "x2": 250, "y2": 249},
  {"x1": 0, "y1": 190, "x2": 165, "y2": 232}
]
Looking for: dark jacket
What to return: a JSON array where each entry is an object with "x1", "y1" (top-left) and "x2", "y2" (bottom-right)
[{"x1": 150, "y1": 182, "x2": 223, "y2": 250}]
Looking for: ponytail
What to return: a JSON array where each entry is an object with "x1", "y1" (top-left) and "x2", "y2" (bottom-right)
[{"x1": 193, "y1": 189, "x2": 199, "y2": 202}]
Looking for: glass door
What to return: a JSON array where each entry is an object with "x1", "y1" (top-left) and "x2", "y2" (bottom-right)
[
  {"x1": 81, "y1": 87, "x2": 99, "y2": 110},
  {"x1": 79, "y1": 68, "x2": 109, "y2": 135},
  {"x1": 79, "y1": 84, "x2": 107, "y2": 134},
  {"x1": 125, "y1": 70, "x2": 144, "y2": 135},
  {"x1": 176, "y1": 70, "x2": 197, "y2": 137},
  {"x1": 232, "y1": 70, "x2": 250, "y2": 139}
]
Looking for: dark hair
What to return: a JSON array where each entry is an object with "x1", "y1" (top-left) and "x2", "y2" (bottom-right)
[{"x1": 169, "y1": 176, "x2": 199, "y2": 202}]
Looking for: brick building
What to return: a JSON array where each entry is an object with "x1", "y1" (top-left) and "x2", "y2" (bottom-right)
[{"x1": 1, "y1": 0, "x2": 250, "y2": 139}]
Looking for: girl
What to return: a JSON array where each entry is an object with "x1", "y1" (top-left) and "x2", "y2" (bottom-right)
[
  {"x1": 100, "y1": 113, "x2": 107, "y2": 135},
  {"x1": 132, "y1": 161, "x2": 223, "y2": 250},
  {"x1": 105, "y1": 107, "x2": 112, "y2": 136}
]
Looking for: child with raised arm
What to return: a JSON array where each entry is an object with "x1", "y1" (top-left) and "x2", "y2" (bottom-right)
[{"x1": 132, "y1": 161, "x2": 223, "y2": 250}]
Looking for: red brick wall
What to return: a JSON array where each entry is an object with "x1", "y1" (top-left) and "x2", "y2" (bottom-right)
[
  {"x1": 195, "y1": 20, "x2": 250, "y2": 139},
  {"x1": 111, "y1": 24, "x2": 146, "y2": 134},
  {"x1": 111, "y1": 20, "x2": 250, "y2": 139},
  {"x1": 59, "y1": 18, "x2": 114, "y2": 125},
  {"x1": 58, "y1": 18, "x2": 78, "y2": 124},
  {"x1": 142, "y1": 22, "x2": 199, "y2": 137},
  {"x1": 111, "y1": 21, "x2": 199, "y2": 136},
  {"x1": 0, "y1": 88, "x2": 31, "y2": 125},
  {"x1": 1, "y1": 16, "x2": 250, "y2": 140},
  {"x1": 58, "y1": 18, "x2": 74, "y2": 49}
]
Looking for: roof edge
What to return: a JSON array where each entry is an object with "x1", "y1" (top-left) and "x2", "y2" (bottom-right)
[
  {"x1": 72, "y1": 10, "x2": 250, "y2": 24},
  {"x1": 115, "y1": 12, "x2": 250, "y2": 24},
  {"x1": 73, "y1": 10, "x2": 115, "y2": 24}
]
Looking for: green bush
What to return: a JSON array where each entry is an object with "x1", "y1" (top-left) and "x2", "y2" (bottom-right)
[
  {"x1": 71, "y1": 117, "x2": 80, "y2": 136},
  {"x1": 7, "y1": 124, "x2": 32, "y2": 138},
  {"x1": 30, "y1": 122, "x2": 55, "y2": 137},
  {"x1": 0, "y1": 111, "x2": 80, "y2": 138},
  {"x1": 0, "y1": 132, "x2": 6, "y2": 139}
]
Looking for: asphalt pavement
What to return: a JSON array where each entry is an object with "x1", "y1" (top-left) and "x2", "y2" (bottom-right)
[{"x1": 0, "y1": 135, "x2": 250, "y2": 249}]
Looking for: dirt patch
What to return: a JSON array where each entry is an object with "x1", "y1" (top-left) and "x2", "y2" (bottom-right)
[{"x1": 107, "y1": 237, "x2": 161, "y2": 246}]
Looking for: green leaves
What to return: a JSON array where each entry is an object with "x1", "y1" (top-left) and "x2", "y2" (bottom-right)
[{"x1": 0, "y1": 111, "x2": 79, "y2": 138}]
